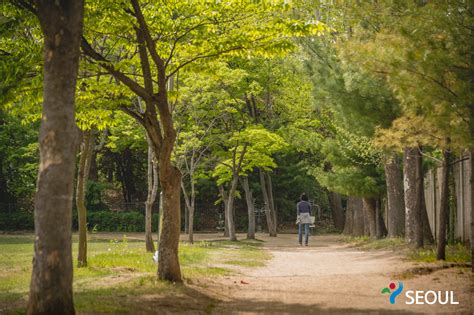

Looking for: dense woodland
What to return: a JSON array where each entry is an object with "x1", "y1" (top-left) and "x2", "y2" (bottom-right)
[{"x1": 0, "y1": 0, "x2": 473, "y2": 313}]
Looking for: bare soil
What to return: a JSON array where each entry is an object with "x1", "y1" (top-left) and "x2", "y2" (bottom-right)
[{"x1": 188, "y1": 233, "x2": 473, "y2": 314}]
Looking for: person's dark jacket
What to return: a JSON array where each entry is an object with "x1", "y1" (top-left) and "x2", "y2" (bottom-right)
[{"x1": 297, "y1": 200, "x2": 311, "y2": 216}]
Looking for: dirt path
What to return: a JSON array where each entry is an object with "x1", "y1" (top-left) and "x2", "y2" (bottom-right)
[{"x1": 192, "y1": 233, "x2": 472, "y2": 314}]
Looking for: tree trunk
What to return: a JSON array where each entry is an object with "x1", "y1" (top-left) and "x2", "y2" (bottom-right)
[
  {"x1": 219, "y1": 181, "x2": 238, "y2": 241},
  {"x1": 265, "y1": 172, "x2": 278, "y2": 235},
  {"x1": 417, "y1": 154, "x2": 434, "y2": 244},
  {"x1": 181, "y1": 179, "x2": 196, "y2": 244},
  {"x1": 259, "y1": 170, "x2": 276, "y2": 236},
  {"x1": 227, "y1": 175, "x2": 239, "y2": 241},
  {"x1": 376, "y1": 198, "x2": 388, "y2": 239},
  {"x1": 240, "y1": 176, "x2": 256, "y2": 239},
  {"x1": 145, "y1": 137, "x2": 158, "y2": 252},
  {"x1": 343, "y1": 197, "x2": 353, "y2": 235},
  {"x1": 384, "y1": 154, "x2": 405, "y2": 237},
  {"x1": 219, "y1": 186, "x2": 230, "y2": 237},
  {"x1": 188, "y1": 191, "x2": 195, "y2": 244},
  {"x1": 420, "y1": 190, "x2": 434, "y2": 244},
  {"x1": 328, "y1": 191, "x2": 345, "y2": 231},
  {"x1": 27, "y1": 1, "x2": 84, "y2": 313},
  {"x1": 157, "y1": 163, "x2": 182, "y2": 282},
  {"x1": 351, "y1": 197, "x2": 365, "y2": 236},
  {"x1": 404, "y1": 147, "x2": 418, "y2": 244},
  {"x1": 362, "y1": 197, "x2": 377, "y2": 238},
  {"x1": 77, "y1": 129, "x2": 95, "y2": 267},
  {"x1": 436, "y1": 148, "x2": 451, "y2": 260}
]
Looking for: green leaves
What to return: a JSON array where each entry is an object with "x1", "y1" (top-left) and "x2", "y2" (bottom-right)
[{"x1": 213, "y1": 126, "x2": 287, "y2": 186}]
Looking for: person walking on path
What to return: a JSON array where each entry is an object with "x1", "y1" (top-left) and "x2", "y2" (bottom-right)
[{"x1": 297, "y1": 193, "x2": 312, "y2": 246}]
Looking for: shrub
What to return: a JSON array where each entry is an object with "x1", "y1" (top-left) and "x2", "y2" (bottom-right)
[{"x1": 0, "y1": 210, "x2": 159, "y2": 232}]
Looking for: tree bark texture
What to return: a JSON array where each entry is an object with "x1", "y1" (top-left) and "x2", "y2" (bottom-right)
[
  {"x1": 156, "y1": 161, "x2": 182, "y2": 282},
  {"x1": 328, "y1": 191, "x2": 345, "y2": 231},
  {"x1": 384, "y1": 155, "x2": 405, "y2": 237},
  {"x1": 343, "y1": 197, "x2": 353, "y2": 235},
  {"x1": 350, "y1": 197, "x2": 365, "y2": 236},
  {"x1": 77, "y1": 129, "x2": 95, "y2": 267},
  {"x1": 260, "y1": 169, "x2": 277, "y2": 236},
  {"x1": 436, "y1": 148, "x2": 451, "y2": 260},
  {"x1": 219, "y1": 183, "x2": 238, "y2": 241},
  {"x1": 240, "y1": 176, "x2": 256, "y2": 239},
  {"x1": 265, "y1": 172, "x2": 278, "y2": 235},
  {"x1": 27, "y1": 1, "x2": 84, "y2": 314},
  {"x1": 362, "y1": 197, "x2": 377, "y2": 238}
]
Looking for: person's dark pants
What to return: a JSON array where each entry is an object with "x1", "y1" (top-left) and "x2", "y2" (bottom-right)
[{"x1": 298, "y1": 223, "x2": 310, "y2": 245}]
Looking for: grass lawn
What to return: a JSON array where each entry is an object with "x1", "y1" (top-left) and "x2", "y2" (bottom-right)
[
  {"x1": 345, "y1": 236, "x2": 471, "y2": 264},
  {"x1": 0, "y1": 233, "x2": 270, "y2": 314}
]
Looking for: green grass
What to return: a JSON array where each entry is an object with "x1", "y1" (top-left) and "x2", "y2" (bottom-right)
[
  {"x1": 0, "y1": 234, "x2": 270, "y2": 314},
  {"x1": 344, "y1": 236, "x2": 471, "y2": 264},
  {"x1": 407, "y1": 243, "x2": 471, "y2": 263}
]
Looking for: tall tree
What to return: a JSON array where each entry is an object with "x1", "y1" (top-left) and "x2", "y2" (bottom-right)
[
  {"x1": 81, "y1": 0, "x2": 320, "y2": 281},
  {"x1": 22, "y1": 0, "x2": 84, "y2": 313}
]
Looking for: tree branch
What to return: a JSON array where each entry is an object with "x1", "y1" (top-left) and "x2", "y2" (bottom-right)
[{"x1": 81, "y1": 37, "x2": 151, "y2": 101}]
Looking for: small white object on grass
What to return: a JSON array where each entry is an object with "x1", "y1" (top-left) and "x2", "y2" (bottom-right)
[{"x1": 153, "y1": 251, "x2": 159, "y2": 264}]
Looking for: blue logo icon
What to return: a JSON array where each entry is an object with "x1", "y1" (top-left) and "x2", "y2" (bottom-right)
[{"x1": 381, "y1": 281, "x2": 404, "y2": 304}]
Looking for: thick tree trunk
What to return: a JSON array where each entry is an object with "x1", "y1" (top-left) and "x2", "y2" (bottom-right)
[
  {"x1": 265, "y1": 172, "x2": 278, "y2": 235},
  {"x1": 145, "y1": 137, "x2": 158, "y2": 252},
  {"x1": 436, "y1": 148, "x2": 451, "y2": 260},
  {"x1": 260, "y1": 170, "x2": 276, "y2": 236},
  {"x1": 376, "y1": 198, "x2": 388, "y2": 239},
  {"x1": 27, "y1": 1, "x2": 84, "y2": 313},
  {"x1": 362, "y1": 197, "x2": 377, "y2": 238},
  {"x1": 240, "y1": 176, "x2": 256, "y2": 239},
  {"x1": 351, "y1": 197, "x2": 365, "y2": 236},
  {"x1": 384, "y1": 155, "x2": 405, "y2": 237},
  {"x1": 157, "y1": 163, "x2": 182, "y2": 282},
  {"x1": 328, "y1": 191, "x2": 345, "y2": 231},
  {"x1": 343, "y1": 197, "x2": 353, "y2": 235},
  {"x1": 77, "y1": 129, "x2": 95, "y2": 267},
  {"x1": 404, "y1": 147, "x2": 418, "y2": 244}
]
